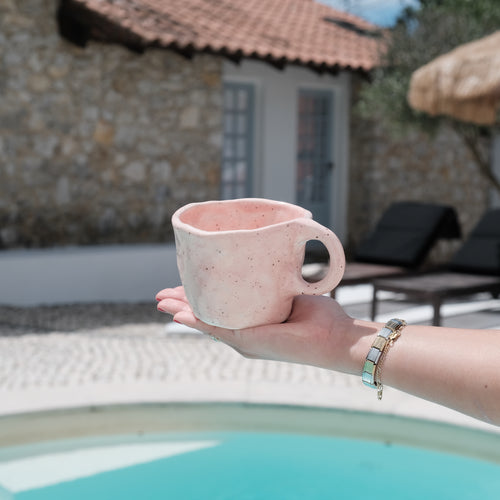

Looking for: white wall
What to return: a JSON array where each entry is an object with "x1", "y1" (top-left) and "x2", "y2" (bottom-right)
[
  {"x1": 223, "y1": 60, "x2": 351, "y2": 242},
  {"x1": 0, "y1": 244, "x2": 179, "y2": 306}
]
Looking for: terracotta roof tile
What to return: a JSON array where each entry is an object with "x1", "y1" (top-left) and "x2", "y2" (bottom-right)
[{"x1": 68, "y1": 0, "x2": 383, "y2": 72}]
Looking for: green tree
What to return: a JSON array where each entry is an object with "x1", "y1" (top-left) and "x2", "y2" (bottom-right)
[{"x1": 357, "y1": 0, "x2": 500, "y2": 192}]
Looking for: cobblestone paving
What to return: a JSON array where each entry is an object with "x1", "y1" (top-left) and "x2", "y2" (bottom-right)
[
  {"x1": 0, "y1": 325, "x2": 346, "y2": 391},
  {"x1": 0, "y1": 303, "x2": 351, "y2": 400},
  {"x1": 1, "y1": 301, "x2": 499, "y2": 433}
]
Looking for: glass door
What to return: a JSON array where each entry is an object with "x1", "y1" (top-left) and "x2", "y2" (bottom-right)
[
  {"x1": 296, "y1": 89, "x2": 334, "y2": 228},
  {"x1": 221, "y1": 83, "x2": 254, "y2": 199}
]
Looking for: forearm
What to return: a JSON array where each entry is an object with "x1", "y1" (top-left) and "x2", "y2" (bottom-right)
[
  {"x1": 349, "y1": 320, "x2": 500, "y2": 426},
  {"x1": 157, "y1": 288, "x2": 500, "y2": 426}
]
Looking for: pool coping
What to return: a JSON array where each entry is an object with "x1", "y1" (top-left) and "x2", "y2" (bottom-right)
[{"x1": 2, "y1": 402, "x2": 500, "y2": 464}]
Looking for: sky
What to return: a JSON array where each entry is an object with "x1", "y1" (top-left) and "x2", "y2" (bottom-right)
[{"x1": 318, "y1": 0, "x2": 419, "y2": 27}]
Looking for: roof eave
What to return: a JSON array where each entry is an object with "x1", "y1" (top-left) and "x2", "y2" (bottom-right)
[{"x1": 57, "y1": 0, "x2": 377, "y2": 75}]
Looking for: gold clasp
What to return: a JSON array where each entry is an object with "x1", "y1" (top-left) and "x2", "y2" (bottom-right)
[{"x1": 388, "y1": 330, "x2": 401, "y2": 345}]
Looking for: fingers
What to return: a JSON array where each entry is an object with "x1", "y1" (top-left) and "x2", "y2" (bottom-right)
[
  {"x1": 154, "y1": 286, "x2": 293, "y2": 361},
  {"x1": 155, "y1": 286, "x2": 186, "y2": 302},
  {"x1": 157, "y1": 297, "x2": 190, "y2": 316},
  {"x1": 156, "y1": 287, "x2": 191, "y2": 317},
  {"x1": 172, "y1": 309, "x2": 207, "y2": 330},
  {"x1": 155, "y1": 287, "x2": 233, "y2": 338}
]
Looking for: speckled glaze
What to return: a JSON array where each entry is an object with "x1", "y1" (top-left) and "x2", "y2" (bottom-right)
[{"x1": 172, "y1": 198, "x2": 345, "y2": 329}]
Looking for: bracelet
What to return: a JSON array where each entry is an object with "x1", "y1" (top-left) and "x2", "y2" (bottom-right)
[{"x1": 362, "y1": 318, "x2": 406, "y2": 400}]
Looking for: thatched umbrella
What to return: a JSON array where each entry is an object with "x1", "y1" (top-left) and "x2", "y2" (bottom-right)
[{"x1": 408, "y1": 31, "x2": 500, "y2": 125}]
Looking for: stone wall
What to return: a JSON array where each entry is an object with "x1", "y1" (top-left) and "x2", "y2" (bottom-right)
[
  {"x1": 1, "y1": 1, "x2": 493, "y2": 255},
  {"x1": 348, "y1": 75, "x2": 490, "y2": 263},
  {"x1": 0, "y1": 0, "x2": 222, "y2": 249}
]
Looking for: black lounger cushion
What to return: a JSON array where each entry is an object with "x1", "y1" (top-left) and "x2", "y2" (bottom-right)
[
  {"x1": 448, "y1": 208, "x2": 500, "y2": 276},
  {"x1": 354, "y1": 202, "x2": 461, "y2": 268}
]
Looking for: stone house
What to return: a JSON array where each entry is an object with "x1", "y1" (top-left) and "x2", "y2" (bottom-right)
[{"x1": 0, "y1": 0, "x2": 495, "y2": 303}]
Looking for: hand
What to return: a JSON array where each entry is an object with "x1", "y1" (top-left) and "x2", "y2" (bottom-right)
[{"x1": 156, "y1": 286, "x2": 376, "y2": 374}]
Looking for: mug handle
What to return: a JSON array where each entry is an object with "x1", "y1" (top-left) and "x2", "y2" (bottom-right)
[{"x1": 294, "y1": 219, "x2": 345, "y2": 296}]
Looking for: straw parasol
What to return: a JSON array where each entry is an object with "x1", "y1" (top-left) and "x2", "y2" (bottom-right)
[{"x1": 408, "y1": 30, "x2": 500, "y2": 125}]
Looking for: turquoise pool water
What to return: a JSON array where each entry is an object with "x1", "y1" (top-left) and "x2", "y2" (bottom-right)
[
  {"x1": 2, "y1": 430, "x2": 500, "y2": 499},
  {"x1": 1, "y1": 404, "x2": 500, "y2": 500}
]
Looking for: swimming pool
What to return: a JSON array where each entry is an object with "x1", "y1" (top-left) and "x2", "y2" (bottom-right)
[{"x1": 1, "y1": 404, "x2": 499, "y2": 499}]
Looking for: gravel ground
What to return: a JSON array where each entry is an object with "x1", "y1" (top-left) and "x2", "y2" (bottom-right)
[{"x1": 0, "y1": 303, "x2": 168, "y2": 336}]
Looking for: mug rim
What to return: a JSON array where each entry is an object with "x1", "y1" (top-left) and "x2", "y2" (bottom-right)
[{"x1": 172, "y1": 198, "x2": 313, "y2": 236}]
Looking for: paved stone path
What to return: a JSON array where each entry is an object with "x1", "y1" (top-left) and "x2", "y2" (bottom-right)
[
  {"x1": 1, "y1": 297, "x2": 499, "y2": 435},
  {"x1": 0, "y1": 320, "x2": 356, "y2": 410}
]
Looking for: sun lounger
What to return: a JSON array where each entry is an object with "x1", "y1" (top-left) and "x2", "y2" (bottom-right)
[
  {"x1": 304, "y1": 201, "x2": 461, "y2": 295},
  {"x1": 371, "y1": 208, "x2": 500, "y2": 325}
]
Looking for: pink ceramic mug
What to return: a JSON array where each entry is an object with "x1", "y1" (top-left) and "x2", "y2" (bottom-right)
[{"x1": 172, "y1": 198, "x2": 345, "y2": 329}]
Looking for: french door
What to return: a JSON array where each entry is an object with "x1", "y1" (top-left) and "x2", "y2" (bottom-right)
[
  {"x1": 221, "y1": 83, "x2": 254, "y2": 199},
  {"x1": 296, "y1": 89, "x2": 334, "y2": 228}
]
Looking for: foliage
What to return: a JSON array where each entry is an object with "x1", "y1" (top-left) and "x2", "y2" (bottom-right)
[
  {"x1": 358, "y1": 0, "x2": 499, "y2": 132},
  {"x1": 356, "y1": 0, "x2": 500, "y2": 192}
]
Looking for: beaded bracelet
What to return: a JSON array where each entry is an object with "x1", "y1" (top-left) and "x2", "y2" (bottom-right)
[{"x1": 362, "y1": 318, "x2": 406, "y2": 400}]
